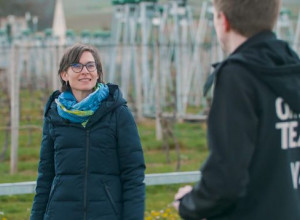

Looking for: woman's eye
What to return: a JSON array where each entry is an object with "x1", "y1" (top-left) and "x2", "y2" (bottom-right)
[{"x1": 72, "y1": 63, "x2": 82, "y2": 68}]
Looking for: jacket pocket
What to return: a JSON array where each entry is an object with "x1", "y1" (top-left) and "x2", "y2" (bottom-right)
[
  {"x1": 101, "y1": 180, "x2": 119, "y2": 216},
  {"x1": 45, "y1": 176, "x2": 61, "y2": 214}
]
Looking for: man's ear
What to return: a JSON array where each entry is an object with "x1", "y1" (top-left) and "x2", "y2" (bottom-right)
[{"x1": 220, "y1": 12, "x2": 231, "y2": 32}]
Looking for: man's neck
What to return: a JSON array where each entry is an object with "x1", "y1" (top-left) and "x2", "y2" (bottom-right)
[{"x1": 227, "y1": 31, "x2": 248, "y2": 54}]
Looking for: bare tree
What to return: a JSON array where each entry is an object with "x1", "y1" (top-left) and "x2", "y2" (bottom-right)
[
  {"x1": 0, "y1": 68, "x2": 11, "y2": 161},
  {"x1": 160, "y1": 65, "x2": 181, "y2": 171}
]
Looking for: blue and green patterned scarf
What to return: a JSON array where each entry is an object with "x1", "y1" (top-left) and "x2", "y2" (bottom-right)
[{"x1": 55, "y1": 83, "x2": 109, "y2": 127}]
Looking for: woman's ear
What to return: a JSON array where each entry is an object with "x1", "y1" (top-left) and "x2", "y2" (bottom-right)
[{"x1": 60, "y1": 71, "x2": 68, "y2": 81}]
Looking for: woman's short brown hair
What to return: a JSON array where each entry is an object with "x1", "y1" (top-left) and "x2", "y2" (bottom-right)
[
  {"x1": 58, "y1": 43, "x2": 104, "y2": 92},
  {"x1": 213, "y1": 0, "x2": 281, "y2": 37}
]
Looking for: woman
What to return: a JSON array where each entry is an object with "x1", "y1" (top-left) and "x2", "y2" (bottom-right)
[{"x1": 30, "y1": 43, "x2": 145, "y2": 220}]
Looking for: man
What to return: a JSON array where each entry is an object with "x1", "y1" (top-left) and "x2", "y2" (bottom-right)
[{"x1": 174, "y1": 0, "x2": 300, "y2": 219}]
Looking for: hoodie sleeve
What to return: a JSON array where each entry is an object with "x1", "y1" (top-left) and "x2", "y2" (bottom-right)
[
  {"x1": 116, "y1": 105, "x2": 146, "y2": 220},
  {"x1": 179, "y1": 63, "x2": 259, "y2": 219},
  {"x1": 30, "y1": 118, "x2": 55, "y2": 220}
]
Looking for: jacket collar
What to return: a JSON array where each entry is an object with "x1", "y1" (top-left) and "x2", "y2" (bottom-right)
[
  {"x1": 46, "y1": 84, "x2": 126, "y2": 128},
  {"x1": 232, "y1": 30, "x2": 276, "y2": 55},
  {"x1": 204, "y1": 31, "x2": 277, "y2": 96}
]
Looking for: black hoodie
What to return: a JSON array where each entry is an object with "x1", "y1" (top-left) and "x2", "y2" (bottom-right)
[{"x1": 179, "y1": 31, "x2": 300, "y2": 220}]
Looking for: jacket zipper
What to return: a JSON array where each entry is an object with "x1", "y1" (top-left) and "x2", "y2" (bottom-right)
[{"x1": 83, "y1": 130, "x2": 90, "y2": 220}]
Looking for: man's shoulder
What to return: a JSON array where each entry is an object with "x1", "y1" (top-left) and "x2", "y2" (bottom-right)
[
  {"x1": 204, "y1": 54, "x2": 253, "y2": 96},
  {"x1": 215, "y1": 54, "x2": 253, "y2": 80}
]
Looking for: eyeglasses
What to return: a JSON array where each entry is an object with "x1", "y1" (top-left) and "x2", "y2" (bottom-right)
[{"x1": 70, "y1": 62, "x2": 97, "y2": 73}]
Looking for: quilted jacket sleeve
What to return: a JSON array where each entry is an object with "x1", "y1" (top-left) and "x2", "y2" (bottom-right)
[
  {"x1": 30, "y1": 118, "x2": 55, "y2": 220},
  {"x1": 116, "y1": 105, "x2": 146, "y2": 220}
]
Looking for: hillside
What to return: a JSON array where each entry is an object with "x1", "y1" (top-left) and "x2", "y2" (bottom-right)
[
  {"x1": 62, "y1": 0, "x2": 300, "y2": 33},
  {"x1": 62, "y1": 0, "x2": 202, "y2": 33}
]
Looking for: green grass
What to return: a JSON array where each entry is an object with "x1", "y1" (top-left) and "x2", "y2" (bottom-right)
[
  {"x1": 0, "y1": 185, "x2": 190, "y2": 220},
  {"x1": 0, "y1": 117, "x2": 208, "y2": 219},
  {"x1": 0, "y1": 195, "x2": 32, "y2": 220}
]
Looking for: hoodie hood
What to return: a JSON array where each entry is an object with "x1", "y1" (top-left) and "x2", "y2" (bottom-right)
[
  {"x1": 228, "y1": 31, "x2": 300, "y2": 113},
  {"x1": 44, "y1": 83, "x2": 126, "y2": 128}
]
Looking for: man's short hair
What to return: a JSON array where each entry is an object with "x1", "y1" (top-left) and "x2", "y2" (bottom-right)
[{"x1": 213, "y1": 0, "x2": 281, "y2": 37}]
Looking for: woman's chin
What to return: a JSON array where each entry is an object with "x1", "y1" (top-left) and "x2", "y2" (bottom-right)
[{"x1": 73, "y1": 86, "x2": 94, "y2": 93}]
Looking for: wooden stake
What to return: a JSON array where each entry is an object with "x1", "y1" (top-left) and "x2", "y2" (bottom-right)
[{"x1": 10, "y1": 44, "x2": 20, "y2": 174}]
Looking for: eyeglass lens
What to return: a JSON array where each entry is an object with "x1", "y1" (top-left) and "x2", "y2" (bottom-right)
[{"x1": 71, "y1": 62, "x2": 96, "y2": 73}]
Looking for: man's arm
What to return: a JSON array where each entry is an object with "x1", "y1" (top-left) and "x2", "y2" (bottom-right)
[{"x1": 179, "y1": 64, "x2": 259, "y2": 219}]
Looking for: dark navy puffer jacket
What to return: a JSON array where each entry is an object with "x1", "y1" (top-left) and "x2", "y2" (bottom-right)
[{"x1": 30, "y1": 84, "x2": 145, "y2": 220}]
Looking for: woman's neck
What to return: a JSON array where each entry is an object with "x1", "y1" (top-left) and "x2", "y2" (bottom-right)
[{"x1": 72, "y1": 89, "x2": 92, "y2": 102}]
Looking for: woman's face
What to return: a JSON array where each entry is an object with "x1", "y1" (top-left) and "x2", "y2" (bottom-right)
[{"x1": 61, "y1": 51, "x2": 99, "y2": 94}]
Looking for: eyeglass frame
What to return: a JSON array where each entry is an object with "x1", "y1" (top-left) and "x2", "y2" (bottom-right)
[{"x1": 70, "y1": 62, "x2": 97, "y2": 73}]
